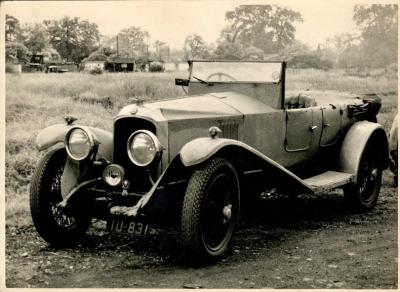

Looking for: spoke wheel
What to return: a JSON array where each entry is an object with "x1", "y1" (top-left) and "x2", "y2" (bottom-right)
[
  {"x1": 344, "y1": 142, "x2": 382, "y2": 212},
  {"x1": 181, "y1": 158, "x2": 240, "y2": 261},
  {"x1": 30, "y1": 149, "x2": 91, "y2": 246}
]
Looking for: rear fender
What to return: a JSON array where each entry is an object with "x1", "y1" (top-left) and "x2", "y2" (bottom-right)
[{"x1": 338, "y1": 121, "x2": 389, "y2": 181}]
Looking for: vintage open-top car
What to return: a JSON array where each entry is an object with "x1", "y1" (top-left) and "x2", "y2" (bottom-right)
[{"x1": 31, "y1": 60, "x2": 389, "y2": 261}]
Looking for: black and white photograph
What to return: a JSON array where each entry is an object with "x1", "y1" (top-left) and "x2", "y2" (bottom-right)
[{"x1": 2, "y1": 0, "x2": 398, "y2": 289}]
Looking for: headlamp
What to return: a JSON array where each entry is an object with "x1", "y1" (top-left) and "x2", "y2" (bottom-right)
[
  {"x1": 127, "y1": 130, "x2": 162, "y2": 167},
  {"x1": 65, "y1": 127, "x2": 95, "y2": 161}
]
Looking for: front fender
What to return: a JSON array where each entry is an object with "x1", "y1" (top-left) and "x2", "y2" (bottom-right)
[
  {"x1": 180, "y1": 137, "x2": 313, "y2": 194},
  {"x1": 119, "y1": 137, "x2": 315, "y2": 219},
  {"x1": 180, "y1": 137, "x2": 239, "y2": 167},
  {"x1": 36, "y1": 124, "x2": 72, "y2": 151},
  {"x1": 36, "y1": 124, "x2": 113, "y2": 161},
  {"x1": 338, "y1": 121, "x2": 389, "y2": 179}
]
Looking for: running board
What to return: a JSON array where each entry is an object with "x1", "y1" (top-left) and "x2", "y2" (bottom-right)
[{"x1": 303, "y1": 171, "x2": 355, "y2": 192}]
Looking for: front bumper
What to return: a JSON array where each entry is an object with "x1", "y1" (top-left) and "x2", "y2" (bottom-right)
[
  {"x1": 59, "y1": 176, "x2": 185, "y2": 226},
  {"x1": 59, "y1": 154, "x2": 186, "y2": 226}
]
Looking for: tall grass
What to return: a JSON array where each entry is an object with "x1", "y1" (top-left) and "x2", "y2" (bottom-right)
[
  {"x1": 5, "y1": 69, "x2": 397, "y2": 226},
  {"x1": 287, "y1": 68, "x2": 397, "y2": 94}
]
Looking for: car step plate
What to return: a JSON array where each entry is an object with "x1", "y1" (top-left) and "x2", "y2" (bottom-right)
[
  {"x1": 108, "y1": 219, "x2": 157, "y2": 235},
  {"x1": 303, "y1": 170, "x2": 355, "y2": 192}
]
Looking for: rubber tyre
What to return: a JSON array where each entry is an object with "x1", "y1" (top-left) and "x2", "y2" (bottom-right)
[
  {"x1": 30, "y1": 148, "x2": 91, "y2": 246},
  {"x1": 344, "y1": 142, "x2": 382, "y2": 212},
  {"x1": 181, "y1": 158, "x2": 240, "y2": 261},
  {"x1": 389, "y1": 150, "x2": 398, "y2": 187}
]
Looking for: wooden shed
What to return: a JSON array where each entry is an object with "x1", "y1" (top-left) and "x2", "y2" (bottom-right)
[{"x1": 106, "y1": 57, "x2": 135, "y2": 72}]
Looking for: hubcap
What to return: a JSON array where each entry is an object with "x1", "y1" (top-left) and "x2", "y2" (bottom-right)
[
  {"x1": 359, "y1": 158, "x2": 380, "y2": 203},
  {"x1": 202, "y1": 173, "x2": 237, "y2": 252},
  {"x1": 222, "y1": 204, "x2": 232, "y2": 223},
  {"x1": 223, "y1": 204, "x2": 232, "y2": 219},
  {"x1": 370, "y1": 168, "x2": 378, "y2": 181}
]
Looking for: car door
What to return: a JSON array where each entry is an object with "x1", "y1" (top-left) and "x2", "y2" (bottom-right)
[
  {"x1": 285, "y1": 107, "x2": 322, "y2": 152},
  {"x1": 320, "y1": 105, "x2": 342, "y2": 146},
  {"x1": 285, "y1": 108, "x2": 314, "y2": 151}
]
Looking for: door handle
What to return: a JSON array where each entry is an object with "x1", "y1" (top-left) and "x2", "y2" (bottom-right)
[{"x1": 309, "y1": 125, "x2": 318, "y2": 131}]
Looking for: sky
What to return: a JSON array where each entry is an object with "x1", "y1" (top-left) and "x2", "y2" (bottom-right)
[{"x1": 2, "y1": 0, "x2": 396, "y2": 50}]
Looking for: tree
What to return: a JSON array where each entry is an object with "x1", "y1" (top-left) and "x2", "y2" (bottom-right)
[
  {"x1": 225, "y1": 5, "x2": 272, "y2": 44},
  {"x1": 83, "y1": 45, "x2": 117, "y2": 63},
  {"x1": 41, "y1": 47, "x2": 61, "y2": 61},
  {"x1": 337, "y1": 45, "x2": 363, "y2": 68},
  {"x1": 5, "y1": 42, "x2": 30, "y2": 63},
  {"x1": 20, "y1": 23, "x2": 50, "y2": 53},
  {"x1": 154, "y1": 40, "x2": 168, "y2": 61},
  {"x1": 184, "y1": 34, "x2": 211, "y2": 59},
  {"x1": 116, "y1": 26, "x2": 149, "y2": 59},
  {"x1": 5, "y1": 15, "x2": 29, "y2": 64},
  {"x1": 169, "y1": 48, "x2": 185, "y2": 67},
  {"x1": 279, "y1": 40, "x2": 310, "y2": 58},
  {"x1": 243, "y1": 46, "x2": 264, "y2": 60},
  {"x1": 213, "y1": 41, "x2": 243, "y2": 60},
  {"x1": 44, "y1": 17, "x2": 100, "y2": 62},
  {"x1": 98, "y1": 46, "x2": 117, "y2": 57},
  {"x1": 85, "y1": 52, "x2": 108, "y2": 62},
  {"x1": 268, "y1": 6, "x2": 304, "y2": 52},
  {"x1": 353, "y1": 4, "x2": 397, "y2": 67},
  {"x1": 331, "y1": 34, "x2": 359, "y2": 55},
  {"x1": 6, "y1": 14, "x2": 21, "y2": 42},
  {"x1": 223, "y1": 5, "x2": 303, "y2": 53}
]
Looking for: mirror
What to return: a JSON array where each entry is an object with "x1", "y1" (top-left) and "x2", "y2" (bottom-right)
[{"x1": 175, "y1": 78, "x2": 189, "y2": 86}]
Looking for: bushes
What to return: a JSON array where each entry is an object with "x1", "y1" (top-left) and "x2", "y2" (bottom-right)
[
  {"x1": 149, "y1": 61, "x2": 165, "y2": 72},
  {"x1": 214, "y1": 41, "x2": 244, "y2": 60},
  {"x1": 5, "y1": 41, "x2": 30, "y2": 63},
  {"x1": 6, "y1": 64, "x2": 22, "y2": 74},
  {"x1": 89, "y1": 67, "x2": 103, "y2": 75},
  {"x1": 288, "y1": 54, "x2": 333, "y2": 70}
]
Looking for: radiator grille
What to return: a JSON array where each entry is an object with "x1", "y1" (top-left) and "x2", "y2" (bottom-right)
[
  {"x1": 219, "y1": 121, "x2": 239, "y2": 140},
  {"x1": 113, "y1": 117, "x2": 156, "y2": 191}
]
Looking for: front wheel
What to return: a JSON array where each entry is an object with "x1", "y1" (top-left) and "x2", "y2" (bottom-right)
[
  {"x1": 30, "y1": 148, "x2": 91, "y2": 246},
  {"x1": 181, "y1": 158, "x2": 240, "y2": 261},
  {"x1": 344, "y1": 142, "x2": 382, "y2": 212}
]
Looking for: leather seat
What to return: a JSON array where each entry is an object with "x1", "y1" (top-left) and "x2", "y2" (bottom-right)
[{"x1": 285, "y1": 93, "x2": 317, "y2": 109}]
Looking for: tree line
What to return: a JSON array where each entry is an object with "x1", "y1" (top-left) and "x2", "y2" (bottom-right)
[
  {"x1": 5, "y1": 4, "x2": 397, "y2": 69},
  {"x1": 6, "y1": 16, "x2": 100, "y2": 63}
]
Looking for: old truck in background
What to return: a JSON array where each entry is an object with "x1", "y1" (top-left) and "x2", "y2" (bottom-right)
[{"x1": 23, "y1": 53, "x2": 77, "y2": 73}]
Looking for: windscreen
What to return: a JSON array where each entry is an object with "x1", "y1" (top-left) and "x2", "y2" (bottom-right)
[{"x1": 191, "y1": 61, "x2": 282, "y2": 83}]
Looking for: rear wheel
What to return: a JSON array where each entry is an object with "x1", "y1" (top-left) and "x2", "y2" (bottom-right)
[
  {"x1": 181, "y1": 158, "x2": 240, "y2": 261},
  {"x1": 344, "y1": 142, "x2": 382, "y2": 212},
  {"x1": 30, "y1": 148, "x2": 91, "y2": 246}
]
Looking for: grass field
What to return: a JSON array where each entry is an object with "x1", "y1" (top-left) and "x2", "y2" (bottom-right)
[{"x1": 5, "y1": 69, "x2": 398, "y2": 226}]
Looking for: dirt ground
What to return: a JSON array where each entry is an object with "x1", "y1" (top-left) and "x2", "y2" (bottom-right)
[{"x1": 6, "y1": 171, "x2": 397, "y2": 289}]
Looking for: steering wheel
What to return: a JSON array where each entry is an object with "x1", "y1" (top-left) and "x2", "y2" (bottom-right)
[{"x1": 206, "y1": 72, "x2": 237, "y2": 81}]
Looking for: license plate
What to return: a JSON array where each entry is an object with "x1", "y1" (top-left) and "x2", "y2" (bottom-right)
[{"x1": 108, "y1": 219, "x2": 156, "y2": 235}]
